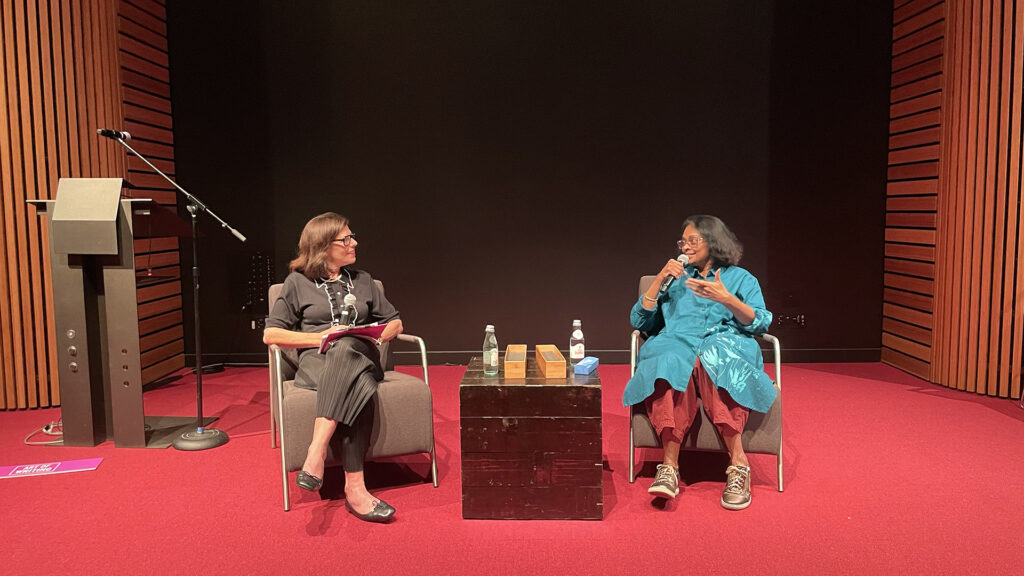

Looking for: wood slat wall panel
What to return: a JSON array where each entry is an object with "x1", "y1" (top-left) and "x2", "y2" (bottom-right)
[
  {"x1": 1006, "y1": 0, "x2": 1024, "y2": 400},
  {"x1": 137, "y1": 279, "x2": 180, "y2": 303},
  {"x1": 884, "y1": 303, "x2": 933, "y2": 328},
  {"x1": 127, "y1": 155, "x2": 174, "y2": 175},
  {"x1": 1, "y1": 0, "x2": 126, "y2": 409},
  {"x1": 888, "y1": 161, "x2": 940, "y2": 179},
  {"x1": 141, "y1": 354, "x2": 184, "y2": 383},
  {"x1": 140, "y1": 338, "x2": 183, "y2": 368},
  {"x1": 883, "y1": 1, "x2": 944, "y2": 380},
  {"x1": 134, "y1": 236, "x2": 177, "y2": 253},
  {"x1": 0, "y1": 0, "x2": 181, "y2": 409},
  {"x1": 123, "y1": 188, "x2": 176, "y2": 204},
  {"x1": 884, "y1": 287, "x2": 933, "y2": 312},
  {"x1": 139, "y1": 324, "x2": 182, "y2": 351},
  {"x1": 894, "y1": 23, "x2": 943, "y2": 56},
  {"x1": 889, "y1": 143, "x2": 941, "y2": 164},
  {"x1": 882, "y1": 347, "x2": 931, "y2": 379},
  {"x1": 120, "y1": 68, "x2": 168, "y2": 98},
  {"x1": 139, "y1": 310, "x2": 182, "y2": 336},
  {"x1": 891, "y1": 73, "x2": 943, "y2": 102},
  {"x1": 885, "y1": 242, "x2": 935, "y2": 261},
  {"x1": 888, "y1": 0, "x2": 1024, "y2": 400},
  {"x1": 892, "y1": 39, "x2": 944, "y2": 71},
  {"x1": 138, "y1": 295, "x2": 182, "y2": 320},
  {"x1": 888, "y1": 179, "x2": 939, "y2": 195},
  {"x1": 883, "y1": 317, "x2": 933, "y2": 346},
  {"x1": 887, "y1": 195, "x2": 938, "y2": 210},
  {"x1": 890, "y1": 108, "x2": 942, "y2": 133},
  {"x1": 895, "y1": 0, "x2": 943, "y2": 25},
  {"x1": 884, "y1": 272, "x2": 934, "y2": 295},
  {"x1": 117, "y1": 0, "x2": 183, "y2": 384},
  {"x1": 885, "y1": 228, "x2": 936, "y2": 244},
  {"x1": 883, "y1": 332, "x2": 931, "y2": 360},
  {"x1": 895, "y1": 4, "x2": 946, "y2": 39},
  {"x1": 886, "y1": 212, "x2": 937, "y2": 228},
  {"x1": 118, "y1": 1, "x2": 165, "y2": 36},
  {"x1": 123, "y1": 86, "x2": 171, "y2": 113},
  {"x1": 891, "y1": 55, "x2": 941, "y2": 87},
  {"x1": 884, "y1": 257, "x2": 934, "y2": 279},
  {"x1": 890, "y1": 126, "x2": 942, "y2": 148},
  {"x1": 119, "y1": 17, "x2": 167, "y2": 51},
  {"x1": 890, "y1": 91, "x2": 942, "y2": 117}
]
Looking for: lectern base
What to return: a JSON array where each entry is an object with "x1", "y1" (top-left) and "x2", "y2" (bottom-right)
[{"x1": 172, "y1": 428, "x2": 229, "y2": 451}]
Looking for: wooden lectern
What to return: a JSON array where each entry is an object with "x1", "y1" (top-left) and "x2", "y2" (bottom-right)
[{"x1": 29, "y1": 178, "x2": 187, "y2": 447}]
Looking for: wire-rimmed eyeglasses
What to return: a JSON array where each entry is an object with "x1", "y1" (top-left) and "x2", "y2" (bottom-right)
[{"x1": 676, "y1": 236, "x2": 704, "y2": 250}]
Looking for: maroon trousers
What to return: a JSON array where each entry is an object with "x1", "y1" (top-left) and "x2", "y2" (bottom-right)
[{"x1": 645, "y1": 358, "x2": 750, "y2": 445}]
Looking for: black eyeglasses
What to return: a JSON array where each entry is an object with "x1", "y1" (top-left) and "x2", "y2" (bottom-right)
[
  {"x1": 332, "y1": 234, "x2": 357, "y2": 246},
  {"x1": 676, "y1": 236, "x2": 704, "y2": 249}
]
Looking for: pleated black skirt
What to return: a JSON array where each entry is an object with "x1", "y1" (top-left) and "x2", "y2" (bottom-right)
[{"x1": 294, "y1": 336, "x2": 384, "y2": 426}]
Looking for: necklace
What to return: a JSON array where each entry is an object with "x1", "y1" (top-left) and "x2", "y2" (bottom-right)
[{"x1": 317, "y1": 269, "x2": 355, "y2": 326}]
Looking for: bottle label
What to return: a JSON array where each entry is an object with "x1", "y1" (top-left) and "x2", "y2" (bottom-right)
[
  {"x1": 485, "y1": 349, "x2": 498, "y2": 366},
  {"x1": 570, "y1": 343, "x2": 585, "y2": 360}
]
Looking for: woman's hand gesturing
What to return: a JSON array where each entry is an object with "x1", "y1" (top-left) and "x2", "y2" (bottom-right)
[{"x1": 685, "y1": 269, "x2": 731, "y2": 303}]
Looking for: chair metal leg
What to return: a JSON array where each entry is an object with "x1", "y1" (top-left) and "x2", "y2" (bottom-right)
[
  {"x1": 777, "y1": 441, "x2": 784, "y2": 492},
  {"x1": 430, "y1": 446, "x2": 438, "y2": 488},
  {"x1": 629, "y1": 414, "x2": 636, "y2": 483},
  {"x1": 274, "y1": 350, "x2": 290, "y2": 511}
]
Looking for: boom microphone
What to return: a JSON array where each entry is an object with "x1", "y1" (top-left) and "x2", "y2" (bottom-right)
[
  {"x1": 96, "y1": 128, "x2": 131, "y2": 140},
  {"x1": 658, "y1": 254, "x2": 690, "y2": 294}
]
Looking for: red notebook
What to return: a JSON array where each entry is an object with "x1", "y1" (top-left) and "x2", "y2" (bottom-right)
[{"x1": 318, "y1": 323, "x2": 387, "y2": 353}]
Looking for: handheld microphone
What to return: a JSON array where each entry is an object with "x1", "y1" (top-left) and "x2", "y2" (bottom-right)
[
  {"x1": 97, "y1": 128, "x2": 131, "y2": 140},
  {"x1": 658, "y1": 254, "x2": 690, "y2": 295},
  {"x1": 340, "y1": 293, "x2": 358, "y2": 326}
]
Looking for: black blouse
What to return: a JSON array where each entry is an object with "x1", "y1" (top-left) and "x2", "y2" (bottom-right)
[{"x1": 266, "y1": 269, "x2": 399, "y2": 334}]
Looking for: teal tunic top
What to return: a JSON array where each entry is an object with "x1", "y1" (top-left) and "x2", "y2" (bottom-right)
[{"x1": 622, "y1": 264, "x2": 777, "y2": 413}]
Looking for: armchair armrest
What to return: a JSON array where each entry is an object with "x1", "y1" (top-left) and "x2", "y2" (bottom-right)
[
  {"x1": 759, "y1": 333, "x2": 782, "y2": 391},
  {"x1": 392, "y1": 333, "x2": 430, "y2": 388},
  {"x1": 630, "y1": 329, "x2": 642, "y2": 378}
]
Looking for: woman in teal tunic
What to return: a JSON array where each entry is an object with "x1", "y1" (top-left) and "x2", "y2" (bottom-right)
[{"x1": 623, "y1": 215, "x2": 775, "y2": 510}]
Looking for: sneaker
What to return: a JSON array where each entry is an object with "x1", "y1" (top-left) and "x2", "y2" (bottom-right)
[
  {"x1": 648, "y1": 464, "x2": 680, "y2": 498},
  {"x1": 721, "y1": 465, "x2": 751, "y2": 510}
]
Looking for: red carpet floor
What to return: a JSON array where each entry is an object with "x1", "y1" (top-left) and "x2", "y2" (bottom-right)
[{"x1": 1, "y1": 362, "x2": 1022, "y2": 575}]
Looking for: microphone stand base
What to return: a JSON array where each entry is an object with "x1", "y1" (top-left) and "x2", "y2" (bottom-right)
[{"x1": 172, "y1": 428, "x2": 229, "y2": 451}]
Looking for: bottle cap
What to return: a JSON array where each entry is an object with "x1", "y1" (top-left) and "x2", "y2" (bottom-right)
[
  {"x1": 573, "y1": 319, "x2": 581, "y2": 326},
  {"x1": 485, "y1": 324, "x2": 494, "y2": 332}
]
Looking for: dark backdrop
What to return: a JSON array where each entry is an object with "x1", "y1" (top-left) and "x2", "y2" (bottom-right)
[{"x1": 166, "y1": 1, "x2": 891, "y2": 364}]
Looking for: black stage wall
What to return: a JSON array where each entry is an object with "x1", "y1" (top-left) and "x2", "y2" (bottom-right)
[{"x1": 166, "y1": 1, "x2": 891, "y2": 364}]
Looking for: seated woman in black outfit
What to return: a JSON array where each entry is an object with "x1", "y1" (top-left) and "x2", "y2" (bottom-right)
[{"x1": 264, "y1": 212, "x2": 404, "y2": 523}]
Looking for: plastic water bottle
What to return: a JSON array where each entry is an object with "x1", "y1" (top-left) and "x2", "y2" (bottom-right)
[
  {"x1": 483, "y1": 325, "x2": 499, "y2": 375},
  {"x1": 569, "y1": 319, "x2": 585, "y2": 366}
]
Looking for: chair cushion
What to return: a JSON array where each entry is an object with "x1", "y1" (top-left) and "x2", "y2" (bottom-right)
[
  {"x1": 631, "y1": 394, "x2": 782, "y2": 455},
  {"x1": 278, "y1": 370, "x2": 434, "y2": 471}
]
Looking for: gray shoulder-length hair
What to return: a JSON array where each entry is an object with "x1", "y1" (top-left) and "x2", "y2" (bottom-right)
[{"x1": 682, "y1": 214, "x2": 743, "y2": 267}]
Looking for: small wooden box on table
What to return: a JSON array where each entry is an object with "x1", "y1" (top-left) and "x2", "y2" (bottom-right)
[
  {"x1": 504, "y1": 344, "x2": 527, "y2": 378},
  {"x1": 460, "y1": 355, "x2": 602, "y2": 520}
]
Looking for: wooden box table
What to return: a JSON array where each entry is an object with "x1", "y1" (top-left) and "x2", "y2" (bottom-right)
[{"x1": 460, "y1": 355, "x2": 602, "y2": 520}]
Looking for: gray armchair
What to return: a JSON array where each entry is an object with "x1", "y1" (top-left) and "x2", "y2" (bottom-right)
[
  {"x1": 628, "y1": 275, "x2": 784, "y2": 491},
  {"x1": 268, "y1": 281, "x2": 437, "y2": 511}
]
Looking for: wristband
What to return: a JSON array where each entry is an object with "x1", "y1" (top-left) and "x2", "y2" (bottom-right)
[{"x1": 643, "y1": 294, "x2": 658, "y2": 303}]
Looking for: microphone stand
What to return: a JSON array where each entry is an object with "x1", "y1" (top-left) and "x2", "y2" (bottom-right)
[{"x1": 105, "y1": 132, "x2": 246, "y2": 451}]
